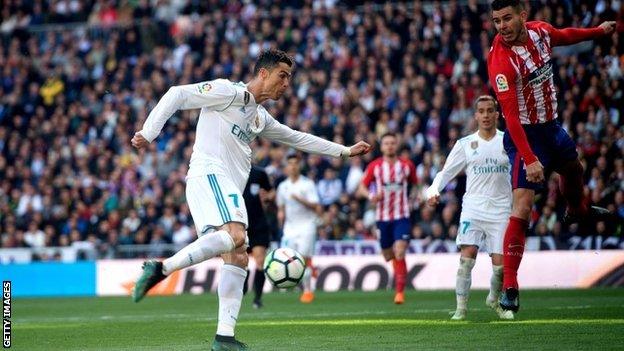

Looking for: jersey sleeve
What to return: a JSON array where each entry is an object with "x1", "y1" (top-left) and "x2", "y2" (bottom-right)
[
  {"x1": 426, "y1": 140, "x2": 466, "y2": 199},
  {"x1": 487, "y1": 52, "x2": 538, "y2": 165},
  {"x1": 276, "y1": 183, "x2": 286, "y2": 207},
  {"x1": 361, "y1": 162, "x2": 376, "y2": 187},
  {"x1": 139, "y1": 80, "x2": 236, "y2": 142},
  {"x1": 407, "y1": 160, "x2": 418, "y2": 184},
  {"x1": 538, "y1": 21, "x2": 605, "y2": 47},
  {"x1": 259, "y1": 110, "x2": 349, "y2": 158}
]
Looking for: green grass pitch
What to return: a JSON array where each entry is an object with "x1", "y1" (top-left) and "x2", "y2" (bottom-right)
[{"x1": 13, "y1": 289, "x2": 624, "y2": 350}]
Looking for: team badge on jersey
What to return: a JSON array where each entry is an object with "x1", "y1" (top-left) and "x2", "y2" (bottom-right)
[
  {"x1": 471, "y1": 141, "x2": 478, "y2": 149},
  {"x1": 198, "y1": 82, "x2": 212, "y2": 94},
  {"x1": 495, "y1": 74, "x2": 509, "y2": 92}
]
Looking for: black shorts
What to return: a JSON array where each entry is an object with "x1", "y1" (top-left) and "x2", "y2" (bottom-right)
[
  {"x1": 247, "y1": 227, "x2": 270, "y2": 251},
  {"x1": 504, "y1": 120, "x2": 578, "y2": 191}
]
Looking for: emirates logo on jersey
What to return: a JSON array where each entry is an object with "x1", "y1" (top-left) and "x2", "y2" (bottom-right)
[{"x1": 495, "y1": 74, "x2": 509, "y2": 92}]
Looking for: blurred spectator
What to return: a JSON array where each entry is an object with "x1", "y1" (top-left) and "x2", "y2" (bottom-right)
[{"x1": 317, "y1": 168, "x2": 343, "y2": 207}]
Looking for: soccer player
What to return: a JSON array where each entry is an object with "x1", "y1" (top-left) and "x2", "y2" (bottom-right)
[
  {"x1": 276, "y1": 153, "x2": 321, "y2": 303},
  {"x1": 357, "y1": 132, "x2": 418, "y2": 304},
  {"x1": 130, "y1": 50, "x2": 371, "y2": 350},
  {"x1": 242, "y1": 165, "x2": 274, "y2": 309},
  {"x1": 425, "y1": 95, "x2": 513, "y2": 320},
  {"x1": 488, "y1": 0, "x2": 615, "y2": 312}
]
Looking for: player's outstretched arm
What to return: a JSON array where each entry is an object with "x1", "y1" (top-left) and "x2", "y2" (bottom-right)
[
  {"x1": 425, "y1": 140, "x2": 467, "y2": 205},
  {"x1": 134, "y1": 81, "x2": 236, "y2": 146},
  {"x1": 546, "y1": 21, "x2": 616, "y2": 47},
  {"x1": 260, "y1": 114, "x2": 371, "y2": 158},
  {"x1": 344, "y1": 141, "x2": 373, "y2": 158}
]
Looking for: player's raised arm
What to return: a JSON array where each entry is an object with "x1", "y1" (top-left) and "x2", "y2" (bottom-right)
[
  {"x1": 543, "y1": 21, "x2": 616, "y2": 47},
  {"x1": 259, "y1": 112, "x2": 371, "y2": 158},
  {"x1": 133, "y1": 81, "x2": 236, "y2": 148},
  {"x1": 426, "y1": 140, "x2": 467, "y2": 204}
]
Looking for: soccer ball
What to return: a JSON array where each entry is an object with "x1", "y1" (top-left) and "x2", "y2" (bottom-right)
[{"x1": 263, "y1": 247, "x2": 306, "y2": 289}]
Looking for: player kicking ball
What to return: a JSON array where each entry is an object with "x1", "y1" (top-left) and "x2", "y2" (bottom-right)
[
  {"x1": 488, "y1": 0, "x2": 614, "y2": 312},
  {"x1": 131, "y1": 50, "x2": 371, "y2": 351},
  {"x1": 426, "y1": 96, "x2": 513, "y2": 320}
]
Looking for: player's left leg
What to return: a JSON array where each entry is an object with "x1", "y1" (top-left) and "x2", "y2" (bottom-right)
[
  {"x1": 549, "y1": 125, "x2": 611, "y2": 223},
  {"x1": 483, "y1": 220, "x2": 514, "y2": 319},
  {"x1": 558, "y1": 159, "x2": 611, "y2": 223},
  {"x1": 486, "y1": 253, "x2": 513, "y2": 320},
  {"x1": 251, "y1": 245, "x2": 267, "y2": 308},
  {"x1": 392, "y1": 218, "x2": 411, "y2": 305},
  {"x1": 212, "y1": 238, "x2": 249, "y2": 351},
  {"x1": 377, "y1": 221, "x2": 395, "y2": 262}
]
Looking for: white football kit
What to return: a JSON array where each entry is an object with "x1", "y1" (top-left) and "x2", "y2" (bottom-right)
[
  {"x1": 426, "y1": 130, "x2": 512, "y2": 254},
  {"x1": 139, "y1": 79, "x2": 348, "y2": 236},
  {"x1": 276, "y1": 176, "x2": 319, "y2": 257}
]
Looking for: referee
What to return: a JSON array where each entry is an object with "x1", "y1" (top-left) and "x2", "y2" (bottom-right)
[{"x1": 242, "y1": 165, "x2": 274, "y2": 308}]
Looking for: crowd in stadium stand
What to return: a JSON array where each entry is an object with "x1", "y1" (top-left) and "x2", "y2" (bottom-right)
[{"x1": 0, "y1": 1, "x2": 622, "y2": 258}]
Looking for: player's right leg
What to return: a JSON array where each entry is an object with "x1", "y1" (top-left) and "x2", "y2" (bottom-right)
[
  {"x1": 452, "y1": 245, "x2": 477, "y2": 321},
  {"x1": 133, "y1": 176, "x2": 246, "y2": 302},
  {"x1": 297, "y1": 226, "x2": 317, "y2": 304},
  {"x1": 391, "y1": 218, "x2": 411, "y2": 305},
  {"x1": 377, "y1": 221, "x2": 399, "y2": 303},
  {"x1": 502, "y1": 133, "x2": 541, "y2": 313}
]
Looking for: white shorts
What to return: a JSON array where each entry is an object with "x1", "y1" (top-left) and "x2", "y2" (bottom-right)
[
  {"x1": 455, "y1": 216, "x2": 506, "y2": 255},
  {"x1": 281, "y1": 224, "x2": 316, "y2": 257},
  {"x1": 186, "y1": 174, "x2": 248, "y2": 235}
]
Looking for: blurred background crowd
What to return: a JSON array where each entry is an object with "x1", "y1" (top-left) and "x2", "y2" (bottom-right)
[{"x1": 0, "y1": 0, "x2": 623, "y2": 259}]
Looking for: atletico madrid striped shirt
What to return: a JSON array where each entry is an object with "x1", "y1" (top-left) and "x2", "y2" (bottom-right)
[
  {"x1": 487, "y1": 21, "x2": 605, "y2": 165},
  {"x1": 361, "y1": 157, "x2": 417, "y2": 222}
]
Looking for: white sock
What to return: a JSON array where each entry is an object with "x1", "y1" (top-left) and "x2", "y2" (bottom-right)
[
  {"x1": 456, "y1": 257, "x2": 476, "y2": 310},
  {"x1": 162, "y1": 230, "x2": 235, "y2": 275},
  {"x1": 302, "y1": 266, "x2": 312, "y2": 292},
  {"x1": 488, "y1": 265, "x2": 503, "y2": 302},
  {"x1": 217, "y1": 264, "x2": 246, "y2": 337}
]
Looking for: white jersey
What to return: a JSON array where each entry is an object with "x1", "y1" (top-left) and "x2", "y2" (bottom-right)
[
  {"x1": 426, "y1": 130, "x2": 511, "y2": 222},
  {"x1": 139, "y1": 79, "x2": 349, "y2": 192},
  {"x1": 276, "y1": 175, "x2": 319, "y2": 233}
]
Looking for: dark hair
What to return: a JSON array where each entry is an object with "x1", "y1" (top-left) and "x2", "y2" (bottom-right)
[
  {"x1": 253, "y1": 50, "x2": 294, "y2": 75},
  {"x1": 491, "y1": 0, "x2": 523, "y2": 12},
  {"x1": 380, "y1": 132, "x2": 397, "y2": 141},
  {"x1": 474, "y1": 95, "x2": 498, "y2": 109},
  {"x1": 286, "y1": 153, "x2": 299, "y2": 161}
]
